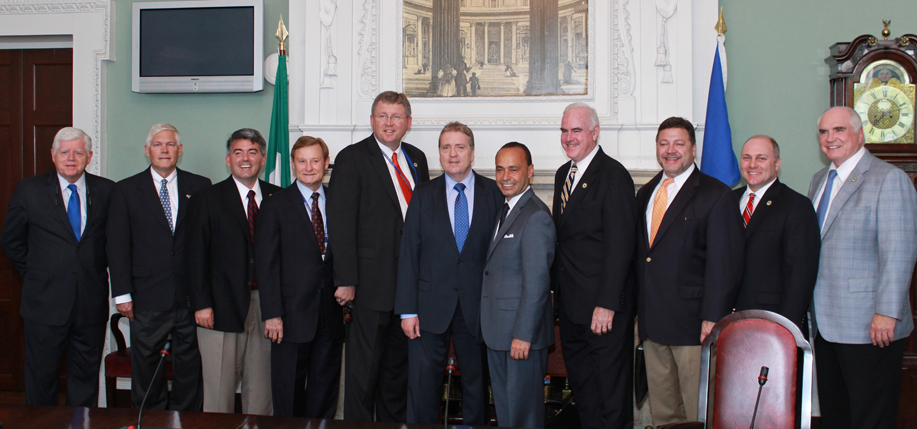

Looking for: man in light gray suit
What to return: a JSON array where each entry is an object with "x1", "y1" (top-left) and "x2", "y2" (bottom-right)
[
  {"x1": 480, "y1": 142, "x2": 556, "y2": 428},
  {"x1": 808, "y1": 106, "x2": 917, "y2": 429}
]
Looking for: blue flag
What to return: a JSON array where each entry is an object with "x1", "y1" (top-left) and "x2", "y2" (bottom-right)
[{"x1": 700, "y1": 39, "x2": 740, "y2": 186}]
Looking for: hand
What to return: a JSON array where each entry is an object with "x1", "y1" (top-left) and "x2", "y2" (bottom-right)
[
  {"x1": 870, "y1": 314, "x2": 897, "y2": 348},
  {"x1": 195, "y1": 308, "x2": 214, "y2": 329},
  {"x1": 401, "y1": 316, "x2": 421, "y2": 339},
  {"x1": 700, "y1": 320, "x2": 716, "y2": 343},
  {"x1": 265, "y1": 317, "x2": 284, "y2": 343},
  {"x1": 511, "y1": 338, "x2": 531, "y2": 360},
  {"x1": 335, "y1": 286, "x2": 355, "y2": 307},
  {"x1": 116, "y1": 302, "x2": 134, "y2": 321},
  {"x1": 591, "y1": 306, "x2": 615, "y2": 335}
]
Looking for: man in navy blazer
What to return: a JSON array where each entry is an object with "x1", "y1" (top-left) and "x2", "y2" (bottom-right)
[
  {"x1": 395, "y1": 122, "x2": 502, "y2": 425},
  {"x1": 1, "y1": 127, "x2": 115, "y2": 406},
  {"x1": 480, "y1": 143, "x2": 555, "y2": 428},
  {"x1": 733, "y1": 135, "x2": 819, "y2": 331},
  {"x1": 634, "y1": 117, "x2": 744, "y2": 426},
  {"x1": 256, "y1": 136, "x2": 344, "y2": 418},
  {"x1": 108, "y1": 124, "x2": 211, "y2": 410}
]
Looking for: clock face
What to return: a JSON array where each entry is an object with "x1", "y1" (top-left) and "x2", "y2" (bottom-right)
[{"x1": 854, "y1": 84, "x2": 916, "y2": 143}]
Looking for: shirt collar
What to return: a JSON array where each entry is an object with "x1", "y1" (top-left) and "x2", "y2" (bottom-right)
[
  {"x1": 375, "y1": 136, "x2": 402, "y2": 158},
  {"x1": 296, "y1": 180, "x2": 325, "y2": 201},
  {"x1": 744, "y1": 177, "x2": 776, "y2": 200},
  {"x1": 505, "y1": 186, "x2": 531, "y2": 212},
  {"x1": 833, "y1": 146, "x2": 867, "y2": 182},
  {"x1": 57, "y1": 172, "x2": 87, "y2": 193},
  {"x1": 667, "y1": 163, "x2": 695, "y2": 188},
  {"x1": 232, "y1": 176, "x2": 261, "y2": 200},
  {"x1": 150, "y1": 167, "x2": 177, "y2": 184},
  {"x1": 571, "y1": 144, "x2": 601, "y2": 173},
  {"x1": 445, "y1": 170, "x2": 476, "y2": 192}
]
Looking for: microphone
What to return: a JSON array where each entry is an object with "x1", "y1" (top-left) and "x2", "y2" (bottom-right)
[
  {"x1": 128, "y1": 342, "x2": 172, "y2": 429},
  {"x1": 444, "y1": 357, "x2": 456, "y2": 429},
  {"x1": 446, "y1": 357, "x2": 456, "y2": 375},
  {"x1": 749, "y1": 366, "x2": 769, "y2": 429}
]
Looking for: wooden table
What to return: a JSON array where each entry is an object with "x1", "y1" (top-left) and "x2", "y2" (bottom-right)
[{"x1": 0, "y1": 405, "x2": 493, "y2": 429}]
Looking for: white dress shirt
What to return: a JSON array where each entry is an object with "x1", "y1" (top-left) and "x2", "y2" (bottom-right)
[
  {"x1": 58, "y1": 173, "x2": 87, "y2": 235},
  {"x1": 645, "y1": 164, "x2": 695, "y2": 240},
  {"x1": 233, "y1": 177, "x2": 263, "y2": 214},
  {"x1": 812, "y1": 147, "x2": 867, "y2": 230},
  {"x1": 152, "y1": 168, "x2": 179, "y2": 228},
  {"x1": 739, "y1": 178, "x2": 776, "y2": 215},
  {"x1": 565, "y1": 144, "x2": 601, "y2": 192},
  {"x1": 376, "y1": 138, "x2": 415, "y2": 219}
]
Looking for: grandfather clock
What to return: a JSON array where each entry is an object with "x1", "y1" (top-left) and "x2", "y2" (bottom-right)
[{"x1": 826, "y1": 23, "x2": 917, "y2": 429}]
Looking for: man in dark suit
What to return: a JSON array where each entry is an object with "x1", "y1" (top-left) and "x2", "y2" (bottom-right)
[
  {"x1": 481, "y1": 143, "x2": 555, "y2": 428},
  {"x1": 187, "y1": 128, "x2": 281, "y2": 415},
  {"x1": 635, "y1": 117, "x2": 744, "y2": 426},
  {"x1": 108, "y1": 124, "x2": 211, "y2": 411},
  {"x1": 327, "y1": 91, "x2": 430, "y2": 422},
  {"x1": 1, "y1": 127, "x2": 115, "y2": 406},
  {"x1": 734, "y1": 135, "x2": 819, "y2": 331},
  {"x1": 256, "y1": 136, "x2": 344, "y2": 418},
  {"x1": 395, "y1": 122, "x2": 502, "y2": 425},
  {"x1": 552, "y1": 103, "x2": 637, "y2": 429}
]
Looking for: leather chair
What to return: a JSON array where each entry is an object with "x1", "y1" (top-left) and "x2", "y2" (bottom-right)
[
  {"x1": 104, "y1": 313, "x2": 173, "y2": 407},
  {"x1": 659, "y1": 310, "x2": 813, "y2": 429}
]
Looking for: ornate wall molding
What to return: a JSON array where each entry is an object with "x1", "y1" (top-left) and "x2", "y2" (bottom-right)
[{"x1": 356, "y1": 0, "x2": 379, "y2": 97}]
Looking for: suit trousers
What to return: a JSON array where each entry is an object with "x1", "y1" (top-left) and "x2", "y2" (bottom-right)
[
  {"x1": 815, "y1": 334, "x2": 905, "y2": 429},
  {"x1": 23, "y1": 319, "x2": 105, "y2": 407},
  {"x1": 344, "y1": 306, "x2": 408, "y2": 422},
  {"x1": 406, "y1": 301, "x2": 488, "y2": 426},
  {"x1": 558, "y1": 304, "x2": 633, "y2": 429},
  {"x1": 270, "y1": 321, "x2": 343, "y2": 418},
  {"x1": 197, "y1": 290, "x2": 272, "y2": 415},
  {"x1": 643, "y1": 339, "x2": 701, "y2": 426},
  {"x1": 130, "y1": 307, "x2": 202, "y2": 411},
  {"x1": 487, "y1": 346, "x2": 547, "y2": 428}
]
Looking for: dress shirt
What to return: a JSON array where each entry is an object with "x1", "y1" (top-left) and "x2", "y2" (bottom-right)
[
  {"x1": 494, "y1": 186, "x2": 531, "y2": 240},
  {"x1": 565, "y1": 144, "x2": 601, "y2": 192},
  {"x1": 58, "y1": 173, "x2": 87, "y2": 235},
  {"x1": 812, "y1": 146, "x2": 867, "y2": 228},
  {"x1": 375, "y1": 137, "x2": 415, "y2": 219},
  {"x1": 233, "y1": 176, "x2": 263, "y2": 213},
  {"x1": 645, "y1": 164, "x2": 695, "y2": 240},
  {"x1": 445, "y1": 171, "x2": 476, "y2": 230},
  {"x1": 297, "y1": 180, "x2": 328, "y2": 256},
  {"x1": 152, "y1": 168, "x2": 179, "y2": 227},
  {"x1": 739, "y1": 178, "x2": 776, "y2": 214}
]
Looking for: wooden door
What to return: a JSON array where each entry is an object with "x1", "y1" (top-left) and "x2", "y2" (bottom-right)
[{"x1": 0, "y1": 48, "x2": 73, "y2": 391}]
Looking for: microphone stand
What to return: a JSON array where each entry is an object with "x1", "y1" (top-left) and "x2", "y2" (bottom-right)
[
  {"x1": 749, "y1": 366, "x2": 769, "y2": 429},
  {"x1": 444, "y1": 357, "x2": 456, "y2": 429},
  {"x1": 127, "y1": 342, "x2": 171, "y2": 429}
]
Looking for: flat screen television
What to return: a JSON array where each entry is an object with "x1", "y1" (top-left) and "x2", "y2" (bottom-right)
[{"x1": 132, "y1": 0, "x2": 263, "y2": 93}]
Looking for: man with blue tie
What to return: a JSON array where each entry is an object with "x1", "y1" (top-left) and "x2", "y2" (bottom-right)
[
  {"x1": 808, "y1": 106, "x2": 917, "y2": 428},
  {"x1": 395, "y1": 122, "x2": 503, "y2": 425},
  {"x1": 1, "y1": 127, "x2": 115, "y2": 406}
]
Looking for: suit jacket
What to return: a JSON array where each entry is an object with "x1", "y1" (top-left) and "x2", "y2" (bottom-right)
[
  {"x1": 255, "y1": 183, "x2": 343, "y2": 343},
  {"x1": 107, "y1": 167, "x2": 212, "y2": 311},
  {"x1": 187, "y1": 177, "x2": 281, "y2": 333},
  {"x1": 733, "y1": 179, "x2": 820, "y2": 329},
  {"x1": 480, "y1": 188, "x2": 556, "y2": 351},
  {"x1": 635, "y1": 167, "x2": 744, "y2": 345},
  {"x1": 394, "y1": 172, "x2": 503, "y2": 335},
  {"x1": 1, "y1": 171, "x2": 115, "y2": 326},
  {"x1": 807, "y1": 151, "x2": 917, "y2": 343},
  {"x1": 552, "y1": 147, "x2": 638, "y2": 324},
  {"x1": 327, "y1": 135, "x2": 430, "y2": 312}
]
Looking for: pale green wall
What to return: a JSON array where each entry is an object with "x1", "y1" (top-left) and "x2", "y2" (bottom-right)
[
  {"x1": 104, "y1": 0, "x2": 289, "y2": 182},
  {"x1": 720, "y1": 0, "x2": 917, "y2": 193}
]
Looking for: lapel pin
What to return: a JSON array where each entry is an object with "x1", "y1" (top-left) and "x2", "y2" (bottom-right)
[
  {"x1": 582, "y1": 183, "x2": 588, "y2": 188},
  {"x1": 851, "y1": 177, "x2": 857, "y2": 182},
  {"x1": 413, "y1": 162, "x2": 418, "y2": 167},
  {"x1": 186, "y1": 194, "x2": 191, "y2": 198},
  {"x1": 766, "y1": 201, "x2": 772, "y2": 206}
]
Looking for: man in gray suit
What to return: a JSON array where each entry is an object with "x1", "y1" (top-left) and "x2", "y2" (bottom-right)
[
  {"x1": 480, "y1": 142, "x2": 555, "y2": 428},
  {"x1": 808, "y1": 106, "x2": 917, "y2": 429}
]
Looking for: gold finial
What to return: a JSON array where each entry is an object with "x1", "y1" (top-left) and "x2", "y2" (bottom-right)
[
  {"x1": 276, "y1": 15, "x2": 289, "y2": 55},
  {"x1": 714, "y1": 7, "x2": 727, "y2": 36},
  {"x1": 882, "y1": 20, "x2": 891, "y2": 40}
]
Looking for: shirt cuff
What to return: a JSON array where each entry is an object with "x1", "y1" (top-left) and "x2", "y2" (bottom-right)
[
  {"x1": 400, "y1": 314, "x2": 418, "y2": 319},
  {"x1": 113, "y1": 294, "x2": 132, "y2": 304}
]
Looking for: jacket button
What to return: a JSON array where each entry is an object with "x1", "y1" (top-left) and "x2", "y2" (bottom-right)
[
  {"x1": 484, "y1": 271, "x2": 489, "y2": 276},
  {"x1": 250, "y1": 259, "x2": 254, "y2": 264},
  {"x1": 646, "y1": 257, "x2": 651, "y2": 262}
]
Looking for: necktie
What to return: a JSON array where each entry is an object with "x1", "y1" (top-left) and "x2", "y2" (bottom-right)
[
  {"x1": 392, "y1": 152, "x2": 413, "y2": 204},
  {"x1": 67, "y1": 184, "x2": 81, "y2": 241},
  {"x1": 311, "y1": 192, "x2": 326, "y2": 255},
  {"x1": 454, "y1": 183, "x2": 468, "y2": 252},
  {"x1": 247, "y1": 190, "x2": 259, "y2": 290},
  {"x1": 743, "y1": 192, "x2": 756, "y2": 228},
  {"x1": 498, "y1": 202, "x2": 509, "y2": 231},
  {"x1": 649, "y1": 178, "x2": 674, "y2": 247},
  {"x1": 561, "y1": 163, "x2": 578, "y2": 213},
  {"x1": 816, "y1": 169, "x2": 838, "y2": 229},
  {"x1": 160, "y1": 178, "x2": 174, "y2": 233}
]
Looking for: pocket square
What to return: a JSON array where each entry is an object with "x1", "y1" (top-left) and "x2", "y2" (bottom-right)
[{"x1": 503, "y1": 233, "x2": 514, "y2": 239}]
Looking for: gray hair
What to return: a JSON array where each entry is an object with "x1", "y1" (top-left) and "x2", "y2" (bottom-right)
[
  {"x1": 51, "y1": 127, "x2": 92, "y2": 152},
  {"x1": 818, "y1": 106, "x2": 862, "y2": 131},
  {"x1": 226, "y1": 128, "x2": 267, "y2": 154},
  {"x1": 744, "y1": 134, "x2": 780, "y2": 159},
  {"x1": 563, "y1": 102, "x2": 600, "y2": 131},
  {"x1": 145, "y1": 123, "x2": 181, "y2": 148}
]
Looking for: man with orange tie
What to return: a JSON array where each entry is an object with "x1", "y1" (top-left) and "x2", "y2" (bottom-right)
[
  {"x1": 328, "y1": 91, "x2": 430, "y2": 422},
  {"x1": 634, "y1": 117, "x2": 744, "y2": 426}
]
